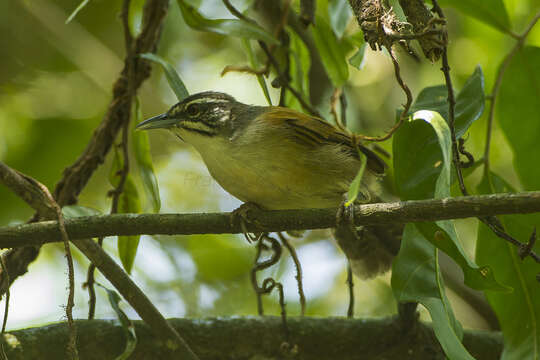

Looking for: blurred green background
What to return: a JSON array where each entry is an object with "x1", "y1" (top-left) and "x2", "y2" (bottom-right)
[{"x1": 0, "y1": 0, "x2": 539, "y2": 331}]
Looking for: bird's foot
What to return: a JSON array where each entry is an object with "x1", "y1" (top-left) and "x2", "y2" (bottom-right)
[{"x1": 230, "y1": 202, "x2": 264, "y2": 243}]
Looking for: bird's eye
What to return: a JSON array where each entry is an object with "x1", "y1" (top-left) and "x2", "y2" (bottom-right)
[{"x1": 185, "y1": 104, "x2": 200, "y2": 117}]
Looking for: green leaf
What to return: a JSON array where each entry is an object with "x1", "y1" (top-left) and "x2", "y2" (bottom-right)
[
  {"x1": 98, "y1": 285, "x2": 137, "y2": 360},
  {"x1": 133, "y1": 99, "x2": 161, "y2": 213},
  {"x1": 242, "y1": 39, "x2": 272, "y2": 106},
  {"x1": 285, "y1": 28, "x2": 311, "y2": 111},
  {"x1": 346, "y1": 151, "x2": 367, "y2": 206},
  {"x1": 393, "y1": 110, "x2": 508, "y2": 291},
  {"x1": 497, "y1": 46, "x2": 540, "y2": 191},
  {"x1": 140, "y1": 53, "x2": 189, "y2": 101},
  {"x1": 109, "y1": 147, "x2": 142, "y2": 274},
  {"x1": 62, "y1": 205, "x2": 101, "y2": 219},
  {"x1": 177, "y1": 0, "x2": 279, "y2": 45},
  {"x1": 477, "y1": 173, "x2": 540, "y2": 360},
  {"x1": 328, "y1": 0, "x2": 352, "y2": 38},
  {"x1": 65, "y1": 0, "x2": 91, "y2": 24},
  {"x1": 348, "y1": 43, "x2": 367, "y2": 70},
  {"x1": 392, "y1": 224, "x2": 474, "y2": 360},
  {"x1": 411, "y1": 66, "x2": 485, "y2": 138},
  {"x1": 117, "y1": 177, "x2": 141, "y2": 274},
  {"x1": 128, "y1": 0, "x2": 146, "y2": 37},
  {"x1": 438, "y1": 0, "x2": 511, "y2": 34},
  {"x1": 311, "y1": 16, "x2": 349, "y2": 87}
]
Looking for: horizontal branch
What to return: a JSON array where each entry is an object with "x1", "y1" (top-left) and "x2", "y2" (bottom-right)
[
  {"x1": 2, "y1": 317, "x2": 502, "y2": 360},
  {"x1": 1, "y1": 192, "x2": 540, "y2": 248}
]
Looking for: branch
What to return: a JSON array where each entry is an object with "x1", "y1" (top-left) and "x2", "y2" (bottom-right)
[
  {"x1": 1, "y1": 317, "x2": 502, "y2": 360},
  {"x1": 1, "y1": 192, "x2": 540, "y2": 248},
  {"x1": 0, "y1": 162, "x2": 199, "y2": 358}
]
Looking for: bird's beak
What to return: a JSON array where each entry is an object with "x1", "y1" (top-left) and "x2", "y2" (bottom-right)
[{"x1": 136, "y1": 113, "x2": 178, "y2": 130}]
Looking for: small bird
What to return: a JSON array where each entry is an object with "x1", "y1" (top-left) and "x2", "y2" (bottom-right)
[{"x1": 137, "y1": 91, "x2": 399, "y2": 278}]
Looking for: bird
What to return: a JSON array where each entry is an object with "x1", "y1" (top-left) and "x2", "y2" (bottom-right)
[{"x1": 137, "y1": 91, "x2": 400, "y2": 278}]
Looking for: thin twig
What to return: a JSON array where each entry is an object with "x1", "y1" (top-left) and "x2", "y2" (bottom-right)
[
  {"x1": 121, "y1": 0, "x2": 133, "y2": 49},
  {"x1": 346, "y1": 263, "x2": 354, "y2": 318},
  {"x1": 519, "y1": 228, "x2": 537, "y2": 260},
  {"x1": 483, "y1": 11, "x2": 540, "y2": 175},
  {"x1": 278, "y1": 233, "x2": 306, "y2": 316},
  {"x1": 340, "y1": 91, "x2": 348, "y2": 127},
  {"x1": 84, "y1": 237, "x2": 103, "y2": 320},
  {"x1": 251, "y1": 239, "x2": 265, "y2": 315},
  {"x1": 259, "y1": 41, "x2": 321, "y2": 116},
  {"x1": 354, "y1": 48, "x2": 411, "y2": 142},
  {"x1": 430, "y1": 2, "x2": 467, "y2": 190}
]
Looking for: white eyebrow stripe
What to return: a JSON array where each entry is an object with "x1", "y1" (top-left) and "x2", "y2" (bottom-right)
[{"x1": 185, "y1": 98, "x2": 230, "y2": 105}]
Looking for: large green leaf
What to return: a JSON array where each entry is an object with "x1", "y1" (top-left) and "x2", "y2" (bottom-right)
[
  {"x1": 133, "y1": 99, "x2": 161, "y2": 213},
  {"x1": 411, "y1": 66, "x2": 485, "y2": 138},
  {"x1": 177, "y1": 0, "x2": 279, "y2": 45},
  {"x1": 438, "y1": 0, "x2": 511, "y2": 34},
  {"x1": 392, "y1": 224, "x2": 474, "y2": 360},
  {"x1": 393, "y1": 110, "x2": 508, "y2": 291},
  {"x1": 477, "y1": 173, "x2": 540, "y2": 360},
  {"x1": 109, "y1": 147, "x2": 142, "y2": 274},
  {"x1": 311, "y1": 15, "x2": 349, "y2": 87},
  {"x1": 140, "y1": 53, "x2": 189, "y2": 101},
  {"x1": 497, "y1": 46, "x2": 540, "y2": 191}
]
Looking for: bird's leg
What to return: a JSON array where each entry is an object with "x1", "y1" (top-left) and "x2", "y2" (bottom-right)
[{"x1": 230, "y1": 202, "x2": 264, "y2": 243}]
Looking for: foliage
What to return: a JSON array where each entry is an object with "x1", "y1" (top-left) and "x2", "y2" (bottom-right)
[{"x1": 1, "y1": 0, "x2": 540, "y2": 358}]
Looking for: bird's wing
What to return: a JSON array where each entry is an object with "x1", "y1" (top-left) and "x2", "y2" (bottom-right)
[{"x1": 262, "y1": 107, "x2": 387, "y2": 174}]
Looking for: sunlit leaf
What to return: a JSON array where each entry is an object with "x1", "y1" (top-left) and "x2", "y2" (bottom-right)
[
  {"x1": 346, "y1": 151, "x2": 367, "y2": 206},
  {"x1": 349, "y1": 43, "x2": 367, "y2": 70},
  {"x1": 98, "y1": 285, "x2": 137, "y2": 360},
  {"x1": 133, "y1": 99, "x2": 161, "y2": 213},
  {"x1": 328, "y1": 0, "x2": 353, "y2": 38},
  {"x1": 439, "y1": 0, "x2": 511, "y2": 34},
  {"x1": 411, "y1": 66, "x2": 485, "y2": 138},
  {"x1": 128, "y1": 0, "x2": 145, "y2": 37},
  {"x1": 177, "y1": 0, "x2": 279, "y2": 45},
  {"x1": 477, "y1": 173, "x2": 540, "y2": 360},
  {"x1": 497, "y1": 46, "x2": 540, "y2": 191},
  {"x1": 311, "y1": 16, "x2": 349, "y2": 87},
  {"x1": 140, "y1": 53, "x2": 189, "y2": 101},
  {"x1": 393, "y1": 109, "x2": 508, "y2": 292},
  {"x1": 65, "y1": 0, "x2": 91, "y2": 24}
]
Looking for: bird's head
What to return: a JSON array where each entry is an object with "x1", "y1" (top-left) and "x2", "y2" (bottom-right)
[{"x1": 136, "y1": 91, "x2": 241, "y2": 141}]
